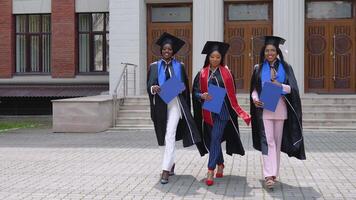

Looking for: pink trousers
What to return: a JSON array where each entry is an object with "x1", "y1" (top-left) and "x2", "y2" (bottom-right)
[{"x1": 262, "y1": 119, "x2": 284, "y2": 178}]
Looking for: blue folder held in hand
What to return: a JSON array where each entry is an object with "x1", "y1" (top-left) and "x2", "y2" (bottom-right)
[
  {"x1": 260, "y1": 81, "x2": 282, "y2": 112},
  {"x1": 158, "y1": 76, "x2": 185, "y2": 104},
  {"x1": 202, "y1": 84, "x2": 226, "y2": 114}
]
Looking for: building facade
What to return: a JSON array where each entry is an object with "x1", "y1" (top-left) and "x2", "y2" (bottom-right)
[
  {"x1": 0, "y1": 0, "x2": 110, "y2": 114},
  {"x1": 110, "y1": 0, "x2": 356, "y2": 95},
  {"x1": 1, "y1": 0, "x2": 355, "y2": 113}
]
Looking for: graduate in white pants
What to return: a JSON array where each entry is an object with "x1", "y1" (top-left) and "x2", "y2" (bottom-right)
[{"x1": 147, "y1": 32, "x2": 201, "y2": 184}]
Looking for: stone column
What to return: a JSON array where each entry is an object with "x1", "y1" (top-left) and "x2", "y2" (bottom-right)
[
  {"x1": 273, "y1": 0, "x2": 305, "y2": 94},
  {"x1": 109, "y1": 0, "x2": 146, "y2": 95},
  {"x1": 192, "y1": 0, "x2": 224, "y2": 78}
]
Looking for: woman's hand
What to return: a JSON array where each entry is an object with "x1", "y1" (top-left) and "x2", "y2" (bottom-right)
[
  {"x1": 152, "y1": 85, "x2": 161, "y2": 93},
  {"x1": 253, "y1": 99, "x2": 264, "y2": 108},
  {"x1": 201, "y1": 92, "x2": 212, "y2": 101}
]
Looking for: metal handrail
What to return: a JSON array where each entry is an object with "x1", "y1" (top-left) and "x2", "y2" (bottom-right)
[{"x1": 112, "y1": 62, "x2": 138, "y2": 126}]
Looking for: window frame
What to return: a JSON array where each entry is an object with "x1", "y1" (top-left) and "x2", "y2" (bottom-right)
[
  {"x1": 77, "y1": 12, "x2": 109, "y2": 74},
  {"x1": 14, "y1": 14, "x2": 51, "y2": 74},
  {"x1": 225, "y1": 1, "x2": 273, "y2": 22},
  {"x1": 305, "y1": 0, "x2": 354, "y2": 20},
  {"x1": 148, "y1": 4, "x2": 193, "y2": 24}
]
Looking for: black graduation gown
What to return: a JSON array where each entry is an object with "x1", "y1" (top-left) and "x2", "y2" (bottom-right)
[
  {"x1": 147, "y1": 61, "x2": 201, "y2": 147},
  {"x1": 249, "y1": 62, "x2": 306, "y2": 160},
  {"x1": 192, "y1": 69, "x2": 245, "y2": 157}
]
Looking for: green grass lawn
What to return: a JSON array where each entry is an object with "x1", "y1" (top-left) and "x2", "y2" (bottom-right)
[{"x1": 0, "y1": 121, "x2": 38, "y2": 132}]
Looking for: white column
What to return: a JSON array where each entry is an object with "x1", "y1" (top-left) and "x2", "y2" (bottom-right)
[
  {"x1": 273, "y1": 0, "x2": 305, "y2": 94},
  {"x1": 192, "y1": 0, "x2": 224, "y2": 78},
  {"x1": 109, "y1": 0, "x2": 146, "y2": 95}
]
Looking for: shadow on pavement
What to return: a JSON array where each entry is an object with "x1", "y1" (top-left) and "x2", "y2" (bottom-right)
[
  {"x1": 259, "y1": 179, "x2": 321, "y2": 199},
  {"x1": 155, "y1": 175, "x2": 253, "y2": 198},
  {"x1": 154, "y1": 174, "x2": 202, "y2": 196}
]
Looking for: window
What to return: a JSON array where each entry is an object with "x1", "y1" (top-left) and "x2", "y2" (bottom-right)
[
  {"x1": 306, "y1": 1, "x2": 352, "y2": 19},
  {"x1": 151, "y1": 6, "x2": 191, "y2": 22},
  {"x1": 15, "y1": 14, "x2": 51, "y2": 73},
  {"x1": 78, "y1": 13, "x2": 109, "y2": 73},
  {"x1": 228, "y1": 4, "x2": 270, "y2": 21}
]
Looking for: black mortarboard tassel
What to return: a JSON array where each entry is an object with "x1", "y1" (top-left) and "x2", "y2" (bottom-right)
[
  {"x1": 201, "y1": 41, "x2": 230, "y2": 57},
  {"x1": 156, "y1": 32, "x2": 185, "y2": 55},
  {"x1": 264, "y1": 36, "x2": 286, "y2": 47}
]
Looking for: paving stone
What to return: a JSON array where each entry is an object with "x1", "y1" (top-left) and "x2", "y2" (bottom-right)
[{"x1": 0, "y1": 126, "x2": 355, "y2": 199}]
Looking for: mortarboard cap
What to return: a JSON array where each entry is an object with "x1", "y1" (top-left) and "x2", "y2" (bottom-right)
[
  {"x1": 201, "y1": 41, "x2": 230, "y2": 56},
  {"x1": 156, "y1": 32, "x2": 185, "y2": 54},
  {"x1": 264, "y1": 36, "x2": 286, "y2": 47}
]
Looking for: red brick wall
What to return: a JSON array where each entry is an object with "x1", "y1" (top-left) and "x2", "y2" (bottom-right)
[
  {"x1": 51, "y1": 0, "x2": 76, "y2": 78},
  {"x1": 0, "y1": 0, "x2": 14, "y2": 78}
]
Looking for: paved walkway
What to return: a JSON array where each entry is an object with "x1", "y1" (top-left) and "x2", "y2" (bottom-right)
[{"x1": 0, "y1": 126, "x2": 355, "y2": 200}]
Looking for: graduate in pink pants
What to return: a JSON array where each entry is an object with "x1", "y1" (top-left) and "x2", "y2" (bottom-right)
[{"x1": 249, "y1": 36, "x2": 306, "y2": 189}]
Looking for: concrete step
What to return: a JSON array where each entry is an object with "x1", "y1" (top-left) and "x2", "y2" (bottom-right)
[
  {"x1": 111, "y1": 124, "x2": 154, "y2": 131},
  {"x1": 109, "y1": 125, "x2": 356, "y2": 132},
  {"x1": 302, "y1": 119, "x2": 356, "y2": 127},
  {"x1": 117, "y1": 106, "x2": 356, "y2": 119},
  {"x1": 116, "y1": 116, "x2": 356, "y2": 128},
  {"x1": 237, "y1": 118, "x2": 356, "y2": 128},
  {"x1": 118, "y1": 109, "x2": 356, "y2": 119},
  {"x1": 120, "y1": 101, "x2": 356, "y2": 109},
  {"x1": 301, "y1": 104, "x2": 356, "y2": 112},
  {"x1": 122, "y1": 96, "x2": 150, "y2": 103},
  {"x1": 113, "y1": 95, "x2": 356, "y2": 131},
  {"x1": 302, "y1": 111, "x2": 356, "y2": 119},
  {"x1": 297, "y1": 126, "x2": 356, "y2": 132},
  {"x1": 121, "y1": 102, "x2": 150, "y2": 106},
  {"x1": 123, "y1": 95, "x2": 356, "y2": 105},
  {"x1": 300, "y1": 96, "x2": 356, "y2": 105},
  {"x1": 119, "y1": 105, "x2": 150, "y2": 110},
  {"x1": 116, "y1": 117, "x2": 152, "y2": 125},
  {"x1": 117, "y1": 110, "x2": 150, "y2": 118}
]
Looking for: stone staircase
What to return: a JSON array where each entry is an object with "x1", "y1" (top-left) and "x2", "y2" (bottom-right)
[{"x1": 110, "y1": 95, "x2": 356, "y2": 132}]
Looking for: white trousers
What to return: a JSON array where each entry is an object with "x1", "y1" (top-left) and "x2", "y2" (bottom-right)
[{"x1": 162, "y1": 97, "x2": 181, "y2": 171}]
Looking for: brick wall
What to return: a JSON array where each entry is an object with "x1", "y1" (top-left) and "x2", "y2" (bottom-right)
[
  {"x1": 51, "y1": 0, "x2": 76, "y2": 78},
  {"x1": 0, "y1": 0, "x2": 14, "y2": 78}
]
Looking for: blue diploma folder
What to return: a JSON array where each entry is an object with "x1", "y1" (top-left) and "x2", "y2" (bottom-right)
[
  {"x1": 260, "y1": 82, "x2": 282, "y2": 112},
  {"x1": 158, "y1": 76, "x2": 185, "y2": 104},
  {"x1": 202, "y1": 84, "x2": 226, "y2": 114}
]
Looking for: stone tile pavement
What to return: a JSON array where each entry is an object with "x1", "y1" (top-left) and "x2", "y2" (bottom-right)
[{"x1": 0, "y1": 126, "x2": 356, "y2": 200}]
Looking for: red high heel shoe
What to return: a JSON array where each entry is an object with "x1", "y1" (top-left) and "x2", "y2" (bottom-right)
[
  {"x1": 206, "y1": 169, "x2": 214, "y2": 186},
  {"x1": 216, "y1": 164, "x2": 224, "y2": 178}
]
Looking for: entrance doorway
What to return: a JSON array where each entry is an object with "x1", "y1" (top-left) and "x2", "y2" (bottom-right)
[
  {"x1": 147, "y1": 4, "x2": 193, "y2": 86},
  {"x1": 224, "y1": 1, "x2": 272, "y2": 92},
  {"x1": 305, "y1": 0, "x2": 356, "y2": 93}
]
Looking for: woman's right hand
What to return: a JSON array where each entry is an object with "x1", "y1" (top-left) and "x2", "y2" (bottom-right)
[
  {"x1": 253, "y1": 99, "x2": 264, "y2": 108},
  {"x1": 152, "y1": 85, "x2": 161, "y2": 93},
  {"x1": 201, "y1": 92, "x2": 212, "y2": 101}
]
